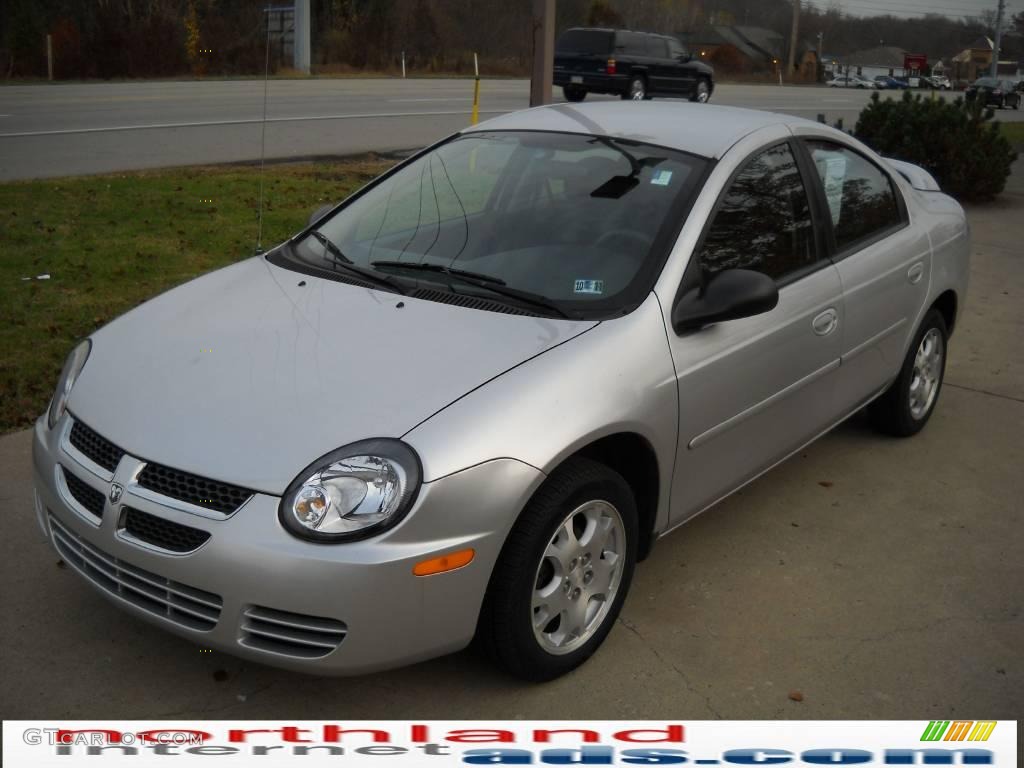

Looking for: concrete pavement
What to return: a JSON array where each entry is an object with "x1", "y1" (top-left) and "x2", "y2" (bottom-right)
[
  {"x1": 1, "y1": 193, "x2": 1021, "y2": 719},
  {"x1": 4, "y1": 79, "x2": 1018, "y2": 181}
]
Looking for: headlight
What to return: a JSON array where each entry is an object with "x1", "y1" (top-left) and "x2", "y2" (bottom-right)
[
  {"x1": 48, "y1": 340, "x2": 91, "y2": 429},
  {"x1": 279, "y1": 439, "x2": 422, "y2": 542}
]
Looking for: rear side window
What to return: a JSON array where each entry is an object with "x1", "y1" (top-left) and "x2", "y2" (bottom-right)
[
  {"x1": 805, "y1": 141, "x2": 903, "y2": 253},
  {"x1": 646, "y1": 37, "x2": 669, "y2": 58},
  {"x1": 698, "y1": 143, "x2": 817, "y2": 282},
  {"x1": 556, "y1": 30, "x2": 613, "y2": 55},
  {"x1": 615, "y1": 31, "x2": 648, "y2": 56}
]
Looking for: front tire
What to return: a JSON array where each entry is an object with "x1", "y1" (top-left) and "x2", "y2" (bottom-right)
[
  {"x1": 477, "y1": 457, "x2": 638, "y2": 681},
  {"x1": 563, "y1": 85, "x2": 586, "y2": 103},
  {"x1": 690, "y1": 78, "x2": 711, "y2": 102},
  {"x1": 868, "y1": 309, "x2": 948, "y2": 437},
  {"x1": 622, "y1": 75, "x2": 647, "y2": 101}
]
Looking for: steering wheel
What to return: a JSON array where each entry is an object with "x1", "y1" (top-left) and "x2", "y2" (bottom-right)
[{"x1": 593, "y1": 229, "x2": 653, "y2": 252}]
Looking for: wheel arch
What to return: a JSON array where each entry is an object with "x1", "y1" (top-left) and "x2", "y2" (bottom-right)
[
  {"x1": 931, "y1": 289, "x2": 958, "y2": 337},
  {"x1": 562, "y1": 432, "x2": 662, "y2": 561}
]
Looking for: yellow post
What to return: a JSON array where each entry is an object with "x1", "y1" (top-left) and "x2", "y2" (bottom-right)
[{"x1": 471, "y1": 52, "x2": 480, "y2": 125}]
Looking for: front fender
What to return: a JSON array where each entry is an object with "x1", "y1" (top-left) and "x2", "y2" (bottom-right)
[{"x1": 402, "y1": 293, "x2": 679, "y2": 536}]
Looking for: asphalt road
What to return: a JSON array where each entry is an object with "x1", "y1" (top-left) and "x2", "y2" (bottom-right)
[
  {"x1": 1, "y1": 195, "x2": 1021, "y2": 720},
  {"x1": 3, "y1": 79, "x2": 1021, "y2": 181}
]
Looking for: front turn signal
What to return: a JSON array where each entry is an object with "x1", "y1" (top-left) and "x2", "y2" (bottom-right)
[{"x1": 413, "y1": 548, "x2": 475, "y2": 577}]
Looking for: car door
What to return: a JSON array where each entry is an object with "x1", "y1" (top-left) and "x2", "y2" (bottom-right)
[
  {"x1": 797, "y1": 137, "x2": 930, "y2": 412},
  {"x1": 643, "y1": 35, "x2": 672, "y2": 94},
  {"x1": 666, "y1": 37, "x2": 695, "y2": 96},
  {"x1": 665, "y1": 140, "x2": 845, "y2": 524}
]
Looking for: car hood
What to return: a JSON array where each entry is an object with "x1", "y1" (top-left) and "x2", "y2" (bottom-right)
[{"x1": 69, "y1": 255, "x2": 596, "y2": 494}]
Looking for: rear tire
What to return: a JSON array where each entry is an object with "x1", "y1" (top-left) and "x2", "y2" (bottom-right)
[
  {"x1": 477, "y1": 457, "x2": 638, "y2": 681},
  {"x1": 622, "y1": 75, "x2": 647, "y2": 101},
  {"x1": 868, "y1": 309, "x2": 948, "y2": 437},
  {"x1": 563, "y1": 85, "x2": 586, "y2": 103}
]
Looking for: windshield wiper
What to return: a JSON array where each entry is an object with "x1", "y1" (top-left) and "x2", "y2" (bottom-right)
[
  {"x1": 371, "y1": 260, "x2": 506, "y2": 285},
  {"x1": 371, "y1": 260, "x2": 571, "y2": 319},
  {"x1": 306, "y1": 231, "x2": 407, "y2": 294}
]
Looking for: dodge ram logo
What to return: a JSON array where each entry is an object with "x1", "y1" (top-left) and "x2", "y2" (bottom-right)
[{"x1": 109, "y1": 483, "x2": 124, "y2": 504}]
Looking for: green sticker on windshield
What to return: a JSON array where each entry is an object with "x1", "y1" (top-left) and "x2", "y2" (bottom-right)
[
  {"x1": 574, "y1": 279, "x2": 604, "y2": 295},
  {"x1": 650, "y1": 169, "x2": 673, "y2": 186}
]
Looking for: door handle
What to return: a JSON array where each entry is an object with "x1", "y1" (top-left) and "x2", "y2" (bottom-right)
[
  {"x1": 907, "y1": 262, "x2": 925, "y2": 285},
  {"x1": 812, "y1": 308, "x2": 838, "y2": 336}
]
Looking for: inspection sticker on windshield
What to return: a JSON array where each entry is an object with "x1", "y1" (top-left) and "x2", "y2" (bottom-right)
[
  {"x1": 650, "y1": 169, "x2": 673, "y2": 186},
  {"x1": 574, "y1": 279, "x2": 604, "y2": 295}
]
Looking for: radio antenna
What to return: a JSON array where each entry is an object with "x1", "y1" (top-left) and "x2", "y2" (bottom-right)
[{"x1": 254, "y1": 7, "x2": 272, "y2": 255}]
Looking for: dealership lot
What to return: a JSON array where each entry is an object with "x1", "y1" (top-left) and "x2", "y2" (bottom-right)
[
  {"x1": 3, "y1": 79, "x2": 1021, "y2": 181},
  {"x1": 0, "y1": 186, "x2": 1020, "y2": 719}
]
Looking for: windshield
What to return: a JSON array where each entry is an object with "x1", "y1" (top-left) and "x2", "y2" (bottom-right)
[
  {"x1": 974, "y1": 77, "x2": 998, "y2": 87},
  {"x1": 285, "y1": 131, "x2": 708, "y2": 317}
]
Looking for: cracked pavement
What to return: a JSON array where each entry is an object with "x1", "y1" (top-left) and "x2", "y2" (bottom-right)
[{"x1": 1, "y1": 193, "x2": 1021, "y2": 721}]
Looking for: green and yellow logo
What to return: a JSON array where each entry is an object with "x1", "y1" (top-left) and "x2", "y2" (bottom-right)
[{"x1": 921, "y1": 721, "x2": 997, "y2": 742}]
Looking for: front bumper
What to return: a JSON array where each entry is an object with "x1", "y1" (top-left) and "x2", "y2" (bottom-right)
[{"x1": 32, "y1": 414, "x2": 544, "y2": 675}]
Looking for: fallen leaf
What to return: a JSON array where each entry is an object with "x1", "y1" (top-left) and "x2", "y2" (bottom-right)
[
  {"x1": 788, "y1": 690, "x2": 804, "y2": 702},
  {"x1": 818, "y1": 481, "x2": 833, "y2": 488}
]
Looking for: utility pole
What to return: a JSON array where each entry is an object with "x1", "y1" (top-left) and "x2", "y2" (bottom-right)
[
  {"x1": 294, "y1": 0, "x2": 311, "y2": 74},
  {"x1": 786, "y1": 0, "x2": 800, "y2": 82},
  {"x1": 530, "y1": 0, "x2": 554, "y2": 106},
  {"x1": 989, "y1": 0, "x2": 1005, "y2": 78}
]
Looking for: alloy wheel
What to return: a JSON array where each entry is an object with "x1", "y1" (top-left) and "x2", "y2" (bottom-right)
[
  {"x1": 909, "y1": 327, "x2": 944, "y2": 420},
  {"x1": 630, "y1": 79, "x2": 646, "y2": 100},
  {"x1": 531, "y1": 500, "x2": 626, "y2": 655}
]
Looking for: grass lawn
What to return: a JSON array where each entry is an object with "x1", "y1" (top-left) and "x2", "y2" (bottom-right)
[
  {"x1": 0, "y1": 157, "x2": 395, "y2": 433},
  {"x1": 999, "y1": 121, "x2": 1024, "y2": 149}
]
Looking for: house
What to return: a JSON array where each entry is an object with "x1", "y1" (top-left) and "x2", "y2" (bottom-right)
[
  {"x1": 950, "y1": 37, "x2": 1021, "y2": 84},
  {"x1": 951, "y1": 37, "x2": 993, "y2": 85},
  {"x1": 683, "y1": 25, "x2": 816, "y2": 79},
  {"x1": 839, "y1": 46, "x2": 907, "y2": 80}
]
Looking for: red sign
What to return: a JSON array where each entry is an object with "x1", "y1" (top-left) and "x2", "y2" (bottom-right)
[{"x1": 904, "y1": 53, "x2": 927, "y2": 73}]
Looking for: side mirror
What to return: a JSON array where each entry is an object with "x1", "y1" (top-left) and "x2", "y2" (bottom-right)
[
  {"x1": 309, "y1": 203, "x2": 334, "y2": 227},
  {"x1": 672, "y1": 268, "x2": 779, "y2": 333},
  {"x1": 678, "y1": 53, "x2": 692, "y2": 63}
]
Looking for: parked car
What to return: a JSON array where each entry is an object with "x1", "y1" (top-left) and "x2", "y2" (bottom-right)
[
  {"x1": 922, "y1": 75, "x2": 951, "y2": 90},
  {"x1": 965, "y1": 77, "x2": 1021, "y2": 109},
  {"x1": 874, "y1": 75, "x2": 910, "y2": 89},
  {"x1": 34, "y1": 102, "x2": 969, "y2": 681},
  {"x1": 554, "y1": 27, "x2": 714, "y2": 103},
  {"x1": 827, "y1": 75, "x2": 877, "y2": 88}
]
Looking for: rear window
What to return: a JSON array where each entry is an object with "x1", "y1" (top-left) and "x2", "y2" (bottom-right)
[{"x1": 556, "y1": 30, "x2": 613, "y2": 55}]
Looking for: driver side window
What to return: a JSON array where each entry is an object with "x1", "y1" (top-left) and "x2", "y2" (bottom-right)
[{"x1": 697, "y1": 143, "x2": 818, "y2": 282}]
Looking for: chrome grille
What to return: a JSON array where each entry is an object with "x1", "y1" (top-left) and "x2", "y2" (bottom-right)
[
  {"x1": 240, "y1": 605, "x2": 347, "y2": 658},
  {"x1": 137, "y1": 462, "x2": 253, "y2": 515},
  {"x1": 61, "y1": 467, "x2": 105, "y2": 519},
  {"x1": 68, "y1": 419, "x2": 124, "y2": 472},
  {"x1": 49, "y1": 515, "x2": 222, "y2": 631},
  {"x1": 122, "y1": 507, "x2": 211, "y2": 553}
]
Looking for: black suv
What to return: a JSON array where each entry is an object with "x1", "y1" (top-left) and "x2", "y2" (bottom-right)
[{"x1": 554, "y1": 27, "x2": 714, "y2": 103}]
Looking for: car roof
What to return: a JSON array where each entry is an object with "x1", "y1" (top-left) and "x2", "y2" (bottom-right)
[{"x1": 462, "y1": 101, "x2": 817, "y2": 160}]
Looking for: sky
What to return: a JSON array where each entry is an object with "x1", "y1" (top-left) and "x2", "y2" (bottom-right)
[{"x1": 820, "y1": 0, "x2": 1017, "y2": 20}]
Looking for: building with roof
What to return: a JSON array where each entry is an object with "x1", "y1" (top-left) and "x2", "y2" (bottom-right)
[
  {"x1": 683, "y1": 25, "x2": 817, "y2": 80},
  {"x1": 839, "y1": 46, "x2": 908, "y2": 80}
]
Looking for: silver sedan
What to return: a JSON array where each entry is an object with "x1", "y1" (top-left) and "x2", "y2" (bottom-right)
[{"x1": 33, "y1": 101, "x2": 969, "y2": 680}]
